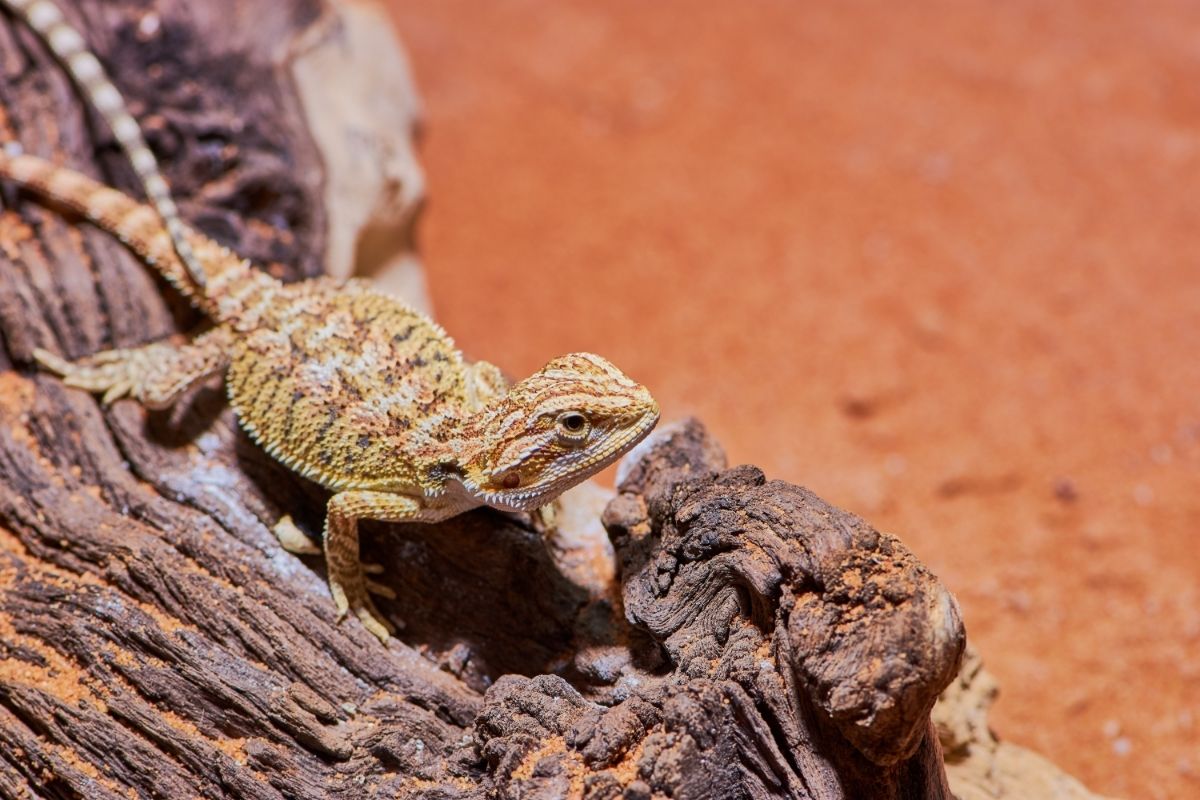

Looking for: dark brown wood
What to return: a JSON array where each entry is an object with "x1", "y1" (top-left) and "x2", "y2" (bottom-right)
[
  {"x1": 592, "y1": 419, "x2": 964, "y2": 799},
  {"x1": 472, "y1": 421, "x2": 963, "y2": 799},
  {"x1": 0, "y1": 2, "x2": 965, "y2": 797}
]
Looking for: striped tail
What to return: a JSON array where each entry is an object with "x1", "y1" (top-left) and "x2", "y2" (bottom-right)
[
  {"x1": 3, "y1": 0, "x2": 208, "y2": 287},
  {"x1": 0, "y1": 151, "x2": 265, "y2": 324}
]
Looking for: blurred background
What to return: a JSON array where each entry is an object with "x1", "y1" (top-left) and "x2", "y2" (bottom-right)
[{"x1": 387, "y1": 2, "x2": 1199, "y2": 797}]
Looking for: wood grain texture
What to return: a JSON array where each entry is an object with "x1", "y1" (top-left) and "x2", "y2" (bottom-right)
[{"x1": 0, "y1": 2, "x2": 964, "y2": 796}]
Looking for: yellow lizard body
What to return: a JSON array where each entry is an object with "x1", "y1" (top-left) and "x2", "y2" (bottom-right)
[{"x1": 3, "y1": 152, "x2": 660, "y2": 642}]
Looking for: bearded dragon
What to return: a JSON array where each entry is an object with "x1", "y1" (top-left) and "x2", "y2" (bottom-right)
[
  {"x1": 1, "y1": 151, "x2": 660, "y2": 642},
  {"x1": 1, "y1": 0, "x2": 207, "y2": 286}
]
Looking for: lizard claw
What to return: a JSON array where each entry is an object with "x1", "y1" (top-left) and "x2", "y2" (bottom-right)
[{"x1": 328, "y1": 565, "x2": 397, "y2": 643}]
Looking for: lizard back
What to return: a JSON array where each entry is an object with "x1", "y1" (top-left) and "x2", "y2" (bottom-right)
[{"x1": 226, "y1": 285, "x2": 471, "y2": 493}]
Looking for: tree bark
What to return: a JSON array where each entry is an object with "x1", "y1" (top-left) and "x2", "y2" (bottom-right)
[{"x1": 0, "y1": 2, "x2": 965, "y2": 797}]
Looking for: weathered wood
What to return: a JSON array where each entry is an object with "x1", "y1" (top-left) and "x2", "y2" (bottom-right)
[
  {"x1": 0, "y1": 2, "x2": 967, "y2": 797},
  {"x1": 462, "y1": 420, "x2": 966, "y2": 799},
  {"x1": 0, "y1": 2, "x2": 480, "y2": 797}
]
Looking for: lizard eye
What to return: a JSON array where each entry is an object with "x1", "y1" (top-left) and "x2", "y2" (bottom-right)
[
  {"x1": 502, "y1": 472, "x2": 521, "y2": 489},
  {"x1": 556, "y1": 412, "x2": 590, "y2": 442}
]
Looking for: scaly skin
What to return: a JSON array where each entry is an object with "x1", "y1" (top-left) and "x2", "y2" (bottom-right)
[
  {"x1": 2, "y1": 152, "x2": 660, "y2": 641},
  {"x1": 1, "y1": 0, "x2": 207, "y2": 286}
]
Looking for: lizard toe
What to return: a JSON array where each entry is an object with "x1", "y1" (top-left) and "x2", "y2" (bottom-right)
[
  {"x1": 32, "y1": 348, "x2": 70, "y2": 375},
  {"x1": 101, "y1": 380, "x2": 133, "y2": 405},
  {"x1": 355, "y1": 600, "x2": 395, "y2": 643},
  {"x1": 365, "y1": 579, "x2": 396, "y2": 600},
  {"x1": 329, "y1": 582, "x2": 350, "y2": 619}
]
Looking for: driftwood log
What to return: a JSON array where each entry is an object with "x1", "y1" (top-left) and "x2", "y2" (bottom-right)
[{"x1": 0, "y1": 1, "x2": 968, "y2": 797}]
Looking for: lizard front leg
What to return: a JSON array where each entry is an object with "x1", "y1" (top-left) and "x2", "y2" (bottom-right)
[
  {"x1": 322, "y1": 490, "x2": 463, "y2": 643},
  {"x1": 35, "y1": 325, "x2": 233, "y2": 409}
]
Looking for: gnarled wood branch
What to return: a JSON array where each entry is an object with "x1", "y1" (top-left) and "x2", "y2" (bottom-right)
[{"x1": 475, "y1": 420, "x2": 963, "y2": 799}]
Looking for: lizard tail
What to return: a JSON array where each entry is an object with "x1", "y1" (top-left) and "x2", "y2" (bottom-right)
[
  {"x1": 3, "y1": 0, "x2": 208, "y2": 287},
  {"x1": 0, "y1": 150, "x2": 259, "y2": 323}
]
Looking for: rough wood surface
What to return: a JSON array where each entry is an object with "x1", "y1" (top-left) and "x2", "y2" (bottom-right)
[{"x1": 0, "y1": 2, "x2": 966, "y2": 797}]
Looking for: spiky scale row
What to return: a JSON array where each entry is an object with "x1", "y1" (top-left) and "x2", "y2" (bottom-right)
[
  {"x1": 2, "y1": 151, "x2": 660, "y2": 643},
  {"x1": 1, "y1": 0, "x2": 207, "y2": 286}
]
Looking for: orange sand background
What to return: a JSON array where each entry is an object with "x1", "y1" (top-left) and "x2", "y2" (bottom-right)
[{"x1": 387, "y1": 2, "x2": 1200, "y2": 797}]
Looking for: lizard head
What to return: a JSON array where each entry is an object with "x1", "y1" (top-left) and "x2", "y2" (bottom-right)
[{"x1": 460, "y1": 352, "x2": 659, "y2": 510}]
